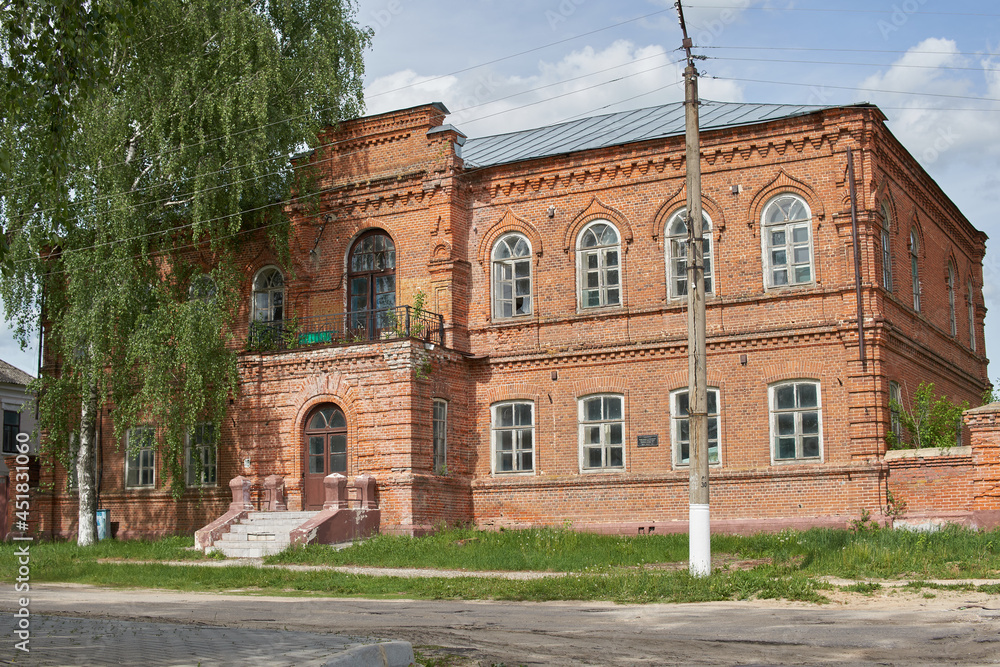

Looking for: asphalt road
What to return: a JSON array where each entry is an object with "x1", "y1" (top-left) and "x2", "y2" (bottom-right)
[{"x1": 4, "y1": 583, "x2": 1000, "y2": 666}]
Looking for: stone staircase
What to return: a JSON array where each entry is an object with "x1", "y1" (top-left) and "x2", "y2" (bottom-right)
[{"x1": 207, "y1": 511, "x2": 317, "y2": 558}]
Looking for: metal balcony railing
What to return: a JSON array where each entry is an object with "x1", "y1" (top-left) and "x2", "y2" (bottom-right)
[{"x1": 247, "y1": 305, "x2": 444, "y2": 352}]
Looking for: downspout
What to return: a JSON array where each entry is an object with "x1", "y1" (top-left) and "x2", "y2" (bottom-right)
[{"x1": 847, "y1": 146, "x2": 866, "y2": 371}]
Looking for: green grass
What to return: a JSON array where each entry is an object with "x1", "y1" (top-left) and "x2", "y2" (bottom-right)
[{"x1": 2, "y1": 525, "x2": 997, "y2": 605}]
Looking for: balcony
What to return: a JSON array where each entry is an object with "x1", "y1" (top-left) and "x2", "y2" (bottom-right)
[{"x1": 246, "y1": 305, "x2": 445, "y2": 352}]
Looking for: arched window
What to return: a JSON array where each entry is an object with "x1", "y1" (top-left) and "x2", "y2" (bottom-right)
[
  {"x1": 947, "y1": 262, "x2": 957, "y2": 337},
  {"x1": 968, "y1": 279, "x2": 977, "y2": 351},
  {"x1": 491, "y1": 233, "x2": 532, "y2": 318},
  {"x1": 909, "y1": 230, "x2": 921, "y2": 312},
  {"x1": 880, "y1": 202, "x2": 893, "y2": 292},
  {"x1": 762, "y1": 194, "x2": 813, "y2": 287},
  {"x1": 252, "y1": 267, "x2": 284, "y2": 323},
  {"x1": 665, "y1": 208, "x2": 714, "y2": 298},
  {"x1": 303, "y1": 404, "x2": 348, "y2": 509},
  {"x1": 348, "y1": 231, "x2": 396, "y2": 335},
  {"x1": 577, "y1": 220, "x2": 621, "y2": 309}
]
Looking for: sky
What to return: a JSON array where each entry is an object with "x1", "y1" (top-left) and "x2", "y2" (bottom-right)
[{"x1": 2, "y1": 0, "x2": 998, "y2": 383}]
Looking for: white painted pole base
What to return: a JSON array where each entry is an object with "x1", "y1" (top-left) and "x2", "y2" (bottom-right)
[{"x1": 689, "y1": 503, "x2": 711, "y2": 577}]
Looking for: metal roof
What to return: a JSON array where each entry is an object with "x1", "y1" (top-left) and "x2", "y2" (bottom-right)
[
  {"x1": 461, "y1": 101, "x2": 857, "y2": 168},
  {"x1": 0, "y1": 359, "x2": 34, "y2": 386}
]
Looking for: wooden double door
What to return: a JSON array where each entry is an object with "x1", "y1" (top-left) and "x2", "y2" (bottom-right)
[{"x1": 303, "y1": 404, "x2": 347, "y2": 509}]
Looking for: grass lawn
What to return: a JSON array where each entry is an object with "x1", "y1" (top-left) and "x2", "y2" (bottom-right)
[{"x1": 3, "y1": 525, "x2": 998, "y2": 604}]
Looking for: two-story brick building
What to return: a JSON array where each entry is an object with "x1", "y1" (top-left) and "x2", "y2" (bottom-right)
[{"x1": 32, "y1": 100, "x2": 993, "y2": 539}]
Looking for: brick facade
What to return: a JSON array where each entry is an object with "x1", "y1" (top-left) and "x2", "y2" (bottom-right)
[{"x1": 25, "y1": 101, "x2": 994, "y2": 540}]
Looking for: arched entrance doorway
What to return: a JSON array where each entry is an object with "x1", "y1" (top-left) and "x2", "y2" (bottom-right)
[
  {"x1": 303, "y1": 404, "x2": 347, "y2": 509},
  {"x1": 348, "y1": 230, "x2": 396, "y2": 338}
]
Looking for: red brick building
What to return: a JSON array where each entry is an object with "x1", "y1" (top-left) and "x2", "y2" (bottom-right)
[{"x1": 29, "y1": 101, "x2": 993, "y2": 539}]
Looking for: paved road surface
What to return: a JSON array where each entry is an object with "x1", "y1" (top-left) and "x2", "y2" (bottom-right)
[{"x1": 4, "y1": 583, "x2": 1000, "y2": 665}]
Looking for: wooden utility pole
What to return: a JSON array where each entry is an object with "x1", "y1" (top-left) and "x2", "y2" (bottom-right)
[{"x1": 676, "y1": 0, "x2": 710, "y2": 577}]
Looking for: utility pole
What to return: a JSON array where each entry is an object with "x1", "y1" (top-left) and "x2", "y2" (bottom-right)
[{"x1": 676, "y1": 0, "x2": 710, "y2": 577}]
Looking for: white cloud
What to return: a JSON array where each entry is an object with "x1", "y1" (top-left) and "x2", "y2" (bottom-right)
[{"x1": 365, "y1": 40, "x2": 744, "y2": 137}]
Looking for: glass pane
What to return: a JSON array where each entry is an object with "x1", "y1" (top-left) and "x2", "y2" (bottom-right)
[
  {"x1": 498, "y1": 430, "x2": 513, "y2": 451},
  {"x1": 601, "y1": 225, "x2": 617, "y2": 245},
  {"x1": 521, "y1": 430, "x2": 532, "y2": 449},
  {"x1": 515, "y1": 278, "x2": 530, "y2": 296},
  {"x1": 329, "y1": 434, "x2": 347, "y2": 454},
  {"x1": 777, "y1": 413, "x2": 795, "y2": 435},
  {"x1": 606, "y1": 289, "x2": 619, "y2": 305},
  {"x1": 495, "y1": 243, "x2": 511, "y2": 260},
  {"x1": 794, "y1": 266, "x2": 812, "y2": 283},
  {"x1": 587, "y1": 253, "x2": 599, "y2": 270},
  {"x1": 309, "y1": 455, "x2": 324, "y2": 474},
  {"x1": 708, "y1": 444, "x2": 719, "y2": 463},
  {"x1": 707, "y1": 392, "x2": 717, "y2": 414},
  {"x1": 609, "y1": 423, "x2": 622, "y2": 444},
  {"x1": 330, "y1": 409, "x2": 346, "y2": 428},
  {"x1": 605, "y1": 251, "x2": 618, "y2": 268},
  {"x1": 609, "y1": 446, "x2": 623, "y2": 467},
  {"x1": 498, "y1": 452, "x2": 513, "y2": 472},
  {"x1": 771, "y1": 250, "x2": 787, "y2": 266},
  {"x1": 584, "y1": 425, "x2": 600, "y2": 444},
  {"x1": 582, "y1": 230, "x2": 597, "y2": 248},
  {"x1": 802, "y1": 411, "x2": 819, "y2": 434},
  {"x1": 515, "y1": 261, "x2": 529, "y2": 278},
  {"x1": 330, "y1": 452, "x2": 347, "y2": 473},
  {"x1": 587, "y1": 272, "x2": 599, "y2": 289},
  {"x1": 679, "y1": 441, "x2": 690, "y2": 464},
  {"x1": 587, "y1": 447, "x2": 602, "y2": 468},
  {"x1": 513, "y1": 238, "x2": 529, "y2": 257},
  {"x1": 515, "y1": 403, "x2": 532, "y2": 426},
  {"x1": 679, "y1": 419, "x2": 689, "y2": 442},
  {"x1": 773, "y1": 269, "x2": 788, "y2": 286},
  {"x1": 309, "y1": 436, "x2": 324, "y2": 456},
  {"x1": 519, "y1": 451, "x2": 532, "y2": 471},
  {"x1": 586, "y1": 290, "x2": 600, "y2": 308},
  {"x1": 802, "y1": 437, "x2": 820, "y2": 458},
  {"x1": 797, "y1": 383, "x2": 818, "y2": 407},
  {"x1": 605, "y1": 396, "x2": 622, "y2": 420},
  {"x1": 707, "y1": 417, "x2": 718, "y2": 440},
  {"x1": 771, "y1": 229, "x2": 786, "y2": 246},
  {"x1": 793, "y1": 246, "x2": 811, "y2": 264},
  {"x1": 676, "y1": 392, "x2": 689, "y2": 417},
  {"x1": 792, "y1": 226, "x2": 810, "y2": 243},
  {"x1": 497, "y1": 405, "x2": 513, "y2": 427},
  {"x1": 777, "y1": 437, "x2": 796, "y2": 459},
  {"x1": 606, "y1": 269, "x2": 619, "y2": 286},
  {"x1": 776, "y1": 385, "x2": 796, "y2": 409}
]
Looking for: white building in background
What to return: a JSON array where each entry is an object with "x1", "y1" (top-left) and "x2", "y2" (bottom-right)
[{"x1": 1, "y1": 358, "x2": 37, "y2": 474}]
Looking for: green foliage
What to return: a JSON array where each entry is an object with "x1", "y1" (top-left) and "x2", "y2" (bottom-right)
[
  {"x1": 1, "y1": 1, "x2": 371, "y2": 497},
  {"x1": 886, "y1": 382, "x2": 968, "y2": 450},
  {"x1": 983, "y1": 379, "x2": 998, "y2": 406}
]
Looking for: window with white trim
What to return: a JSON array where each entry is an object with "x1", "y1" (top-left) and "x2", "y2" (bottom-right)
[
  {"x1": 579, "y1": 395, "x2": 624, "y2": 471},
  {"x1": 577, "y1": 221, "x2": 621, "y2": 309},
  {"x1": 665, "y1": 208, "x2": 714, "y2": 298},
  {"x1": 671, "y1": 388, "x2": 720, "y2": 466},
  {"x1": 491, "y1": 401, "x2": 534, "y2": 473},
  {"x1": 125, "y1": 426, "x2": 156, "y2": 488},
  {"x1": 947, "y1": 262, "x2": 957, "y2": 337},
  {"x1": 186, "y1": 423, "x2": 217, "y2": 487},
  {"x1": 880, "y1": 202, "x2": 893, "y2": 292},
  {"x1": 968, "y1": 280, "x2": 977, "y2": 351},
  {"x1": 762, "y1": 194, "x2": 813, "y2": 287},
  {"x1": 252, "y1": 266, "x2": 284, "y2": 323},
  {"x1": 491, "y1": 233, "x2": 532, "y2": 318},
  {"x1": 433, "y1": 399, "x2": 447, "y2": 474},
  {"x1": 770, "y1": 381, "x2": 822, "y2": 462},
  {"x1": 909, "y1": 231, "x2": 921, "y2": 312}
]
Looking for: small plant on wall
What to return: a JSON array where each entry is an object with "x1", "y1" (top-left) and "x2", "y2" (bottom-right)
[{"x1": 887, "y1": 382, "x2": 968, "y2": 450}]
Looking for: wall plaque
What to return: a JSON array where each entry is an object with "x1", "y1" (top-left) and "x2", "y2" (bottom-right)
[{"x1": 637, "y1": 434, "x2": 659, "y2": 448}]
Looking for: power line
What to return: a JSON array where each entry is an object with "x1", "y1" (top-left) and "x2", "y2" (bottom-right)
[
  {"x1": 702, "y1": 45, "x2": 1000, "y2": 58},
  {"x1": 707, "y1": 56, "x2": 1000, "y2": 74},
  {"x1": 708, "y1": 76, "x2": 1000, "y2": 104}
]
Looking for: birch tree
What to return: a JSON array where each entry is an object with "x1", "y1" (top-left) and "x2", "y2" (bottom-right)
[{"x1": 1, "y1": 0, "x2": 370, "y2": 544}]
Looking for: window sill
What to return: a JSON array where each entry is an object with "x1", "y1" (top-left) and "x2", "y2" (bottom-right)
[
  {"x1": 772, "y1": 457, "x2": 822, "y2": 464},
  {"x1": 884, "y1": 445, "x2": 970, "y2": 460}
]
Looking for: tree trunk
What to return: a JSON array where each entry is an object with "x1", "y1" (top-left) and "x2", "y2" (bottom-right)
[{"x1": 76, "y1": 381, "x2": 99, "y2": 546}]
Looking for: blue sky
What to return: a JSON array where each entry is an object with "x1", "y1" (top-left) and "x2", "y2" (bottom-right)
[{"x1": 2, "y1": 0, "x2": 998, "y2": 383}]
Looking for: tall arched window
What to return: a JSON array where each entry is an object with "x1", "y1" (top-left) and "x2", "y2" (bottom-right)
[
  {"x1": 909, "y1": 230, "x2": 921, "y2": 312},
  {"x1": 491, "y1": 233, "x2": 532, "y2": 319},
  {"x1": 880, "y1": 202, "x2": 893, "y2": 292},
  {"x1": 252, "y1": 266, "x2": 284, "y2": 323},
  {"x1": 762, "y1": 194, "x2": 813, "y2": 287},
  {"x1": 577, "y1": 220, "x2": 621, "y2": 309},
  {"x1": 665, "y1": 207, "x2": 714, "y2": 298},
  {"x1": 348, "y1": 231, "x2": 396, "y2": 334},
  {"x1": 947, "y1": 262, "x2": 957, "y2": 337},
  {"x1": 968, "y1": 279, "x2": 977, "y2": 351}
]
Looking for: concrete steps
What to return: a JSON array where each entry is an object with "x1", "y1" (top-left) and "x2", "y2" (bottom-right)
[{"x1": 208, "y1": 511, "x2": 318, "y2": 558}]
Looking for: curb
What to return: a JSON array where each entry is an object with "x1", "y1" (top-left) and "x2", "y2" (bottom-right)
[{"x1": 321, "y1": 641, "x2": 416, "y2": 666}]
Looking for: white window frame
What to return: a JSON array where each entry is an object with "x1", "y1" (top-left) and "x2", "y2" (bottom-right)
[
  {"x1": 491, "y1": 401, "x2": 534, "y2": 474},
  {"x1": 251, "y1": 266, "x2": 285, "y2": 323},
  {"x1": 186, "y1": 423, "x2": 217, "y2": 487},
  {"x1": 670, "y1": 387, "x2": 721, "y2": 468},
  {"x1": 125, "y1": 426, "x2": 156, "y2": 489},
  {"x1": 491, "y1": 233, "x2": 533, "y2": 319},
  {"x1": 761, "y1": 194, "x2": 814, "y2": 288},
  {"x1": 880, "y1": 202, "x2": 893, "y2": 292},
  {"x1": 769, "y1": 380, "x2": 823, "y2": 463},
  {"x1": 889, "y1": 381, "x2": 903, "y2": 444},
  {"x1": 433, "y1": 399, "x2": 447, "y2": 474},
  {"x1": 665, "y1": 208, "x2": 714, "y2": 299},
  {"x1": 576, "y1": 220, "x2": 622, "y2": 309},
  {"x1": 578, "y1": 394, "x2": 625, "y2": 472},
  {"x1": 968, "y1": 280, "x2": 977, "y2": 351},
  {"x1": 947, "y1": 262, "x2": 957, "y2": 337},
  {"x1": 909, "y1": 230, "x2": 921, "y2": 312}
]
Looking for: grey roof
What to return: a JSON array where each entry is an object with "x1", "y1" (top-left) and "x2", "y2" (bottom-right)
[
  {"x1": 462, "y1": 100, "x2": 863, "y2": 168},
  {"x1": 0, "y1": 359, "x2": 34, "y2": 386}
]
